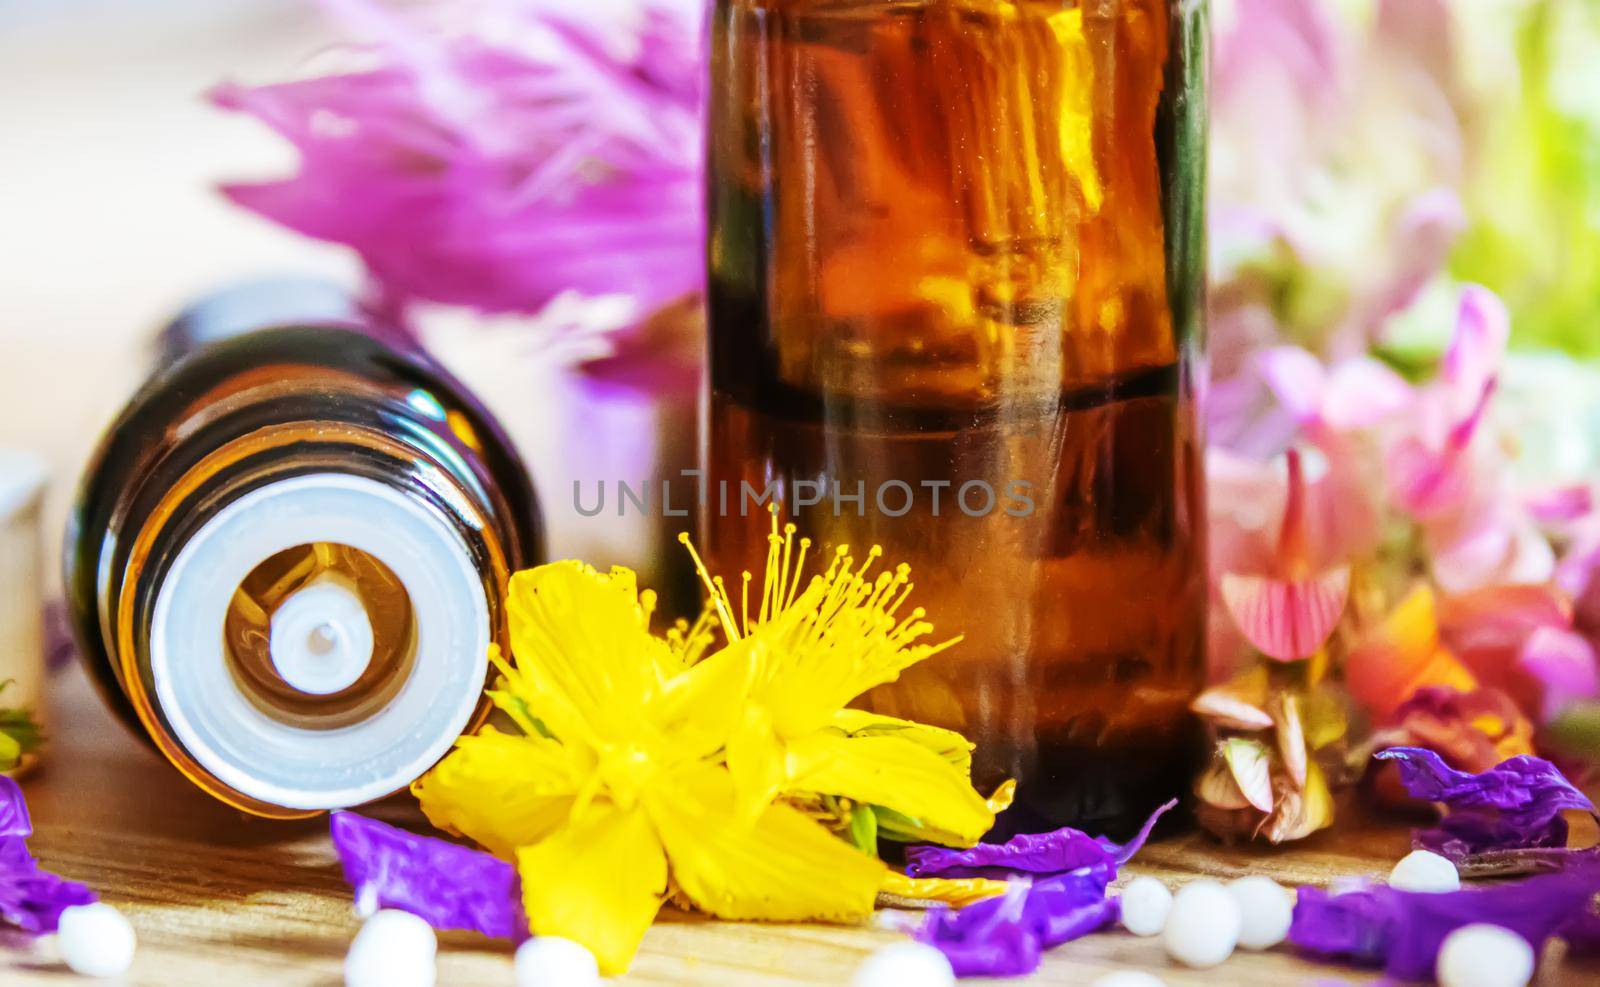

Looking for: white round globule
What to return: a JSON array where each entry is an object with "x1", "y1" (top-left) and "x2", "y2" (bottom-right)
[
  {"x1": 851, "y1": 940, "x2": 956, "y2": 987},
  {"x1": 1225, "y1": 876, "x2": 1293, "y2": 950},
  {"x1": 1436, "y1": 924, "x2": 1535, "y2": 987},
  {"x1": 1390, "y1": 849, "x2": 1461, "y2": 893},
  {"x1": 1163, "y1": 880, "x2": 1242, "y2": 969},
  {"x1": 149, "y1": 474, "x2": 490, "y2": 810},
  {"x1": 267, "y1": 573, "x2": 374, "y2": 695},
  {"x1": 1090, "y1": 972, "x2": 1168, "y2": 987},
  {"x1": 515, "y1": 936, "x2": 601, "y2": 987},
  {"x1": 1118, "y1": 876, "x2": 1173, "y2": 937},
  {"x1": 345, "y1": 909, "x2": 437, "y2": 987},
  {"x1": 57, "y1": 902, "x2": 136, "y2": 979}
]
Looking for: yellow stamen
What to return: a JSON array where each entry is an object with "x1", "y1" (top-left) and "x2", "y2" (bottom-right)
[{"x1": 678, "y1": 532, "x2": 739, "y2": 641}]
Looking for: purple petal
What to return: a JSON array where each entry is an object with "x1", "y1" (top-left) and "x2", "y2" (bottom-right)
[
  {"x1": 919, "y1": 883, "x2": 1043, "y2": 978},
  {"x1": 1293, "y1": 869, "x2": 1600, "y2": 980},
  {"x1": 0, "y1": 838, "x2": 97, "y2": 934},
  {"x1": 1382, "y1": 870, "x2": 1593, "y2": 979},
  {"x1": 1375, "y1": 747, "x2": 1598, "y2": 860},
  {"x1": 330, "y1": 812, "x2": 521, "y2": 939},
  {"x1": 1287, "y1": 884, "x2": 1398, "y2": 966},
  {"x1": 1033, "y1": 874, "x2": 1121, "y2": 948},
  {"x1": 1563, "y1": 902, "x2": 1600, "y2": 956},
  {"x1": 917, "y1": 872, "x2": 1118, "y2": 979},
  {"x1": 905, "y1": 800, "x2": 1176, "y2": 881},
  {"x1": 0, "y1": 777, "x2": 31, "y2": 840}
]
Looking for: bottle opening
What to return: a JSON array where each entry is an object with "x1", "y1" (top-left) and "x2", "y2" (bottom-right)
[
  {"x1": 148, "y1": 473, "x2": 491, "y2": 811},
  {"x1": 224, "y1": 542, "x2": 417, "y2": 727}
]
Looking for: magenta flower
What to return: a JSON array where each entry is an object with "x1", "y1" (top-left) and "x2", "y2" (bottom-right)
[{"x1": 213, "y1": 0, "x2": 705, "y2": 324}]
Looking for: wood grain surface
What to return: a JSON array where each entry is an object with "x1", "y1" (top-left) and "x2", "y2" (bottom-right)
[{"x1": 5, "y1": 665, "x2": 1597, "y2": 986}]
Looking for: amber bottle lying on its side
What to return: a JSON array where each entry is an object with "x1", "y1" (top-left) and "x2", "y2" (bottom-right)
[
  {"x1": 64, "y1": 305, "x2": 541, "y2": 817},
  {"x1": 705, "y1": 0, "x2": 1208, "y2": 837}
]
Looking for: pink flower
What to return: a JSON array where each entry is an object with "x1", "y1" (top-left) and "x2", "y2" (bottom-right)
[
  {"x1": 213, "y1": 0, "x2": 705, "y2": 324},
  {"x1": 1219, "y1": 450, "x2": 1352, "y2": 663},
  {"x1": 1517, "y1": 627, "x2": 1600, "y2": 722},
  {"x1": 1385, "y1": 287, "x2": 1507, "y2": 521},
  {"x1": 1439, "y1": 585, "x2": 1598, "y2": 723},
  {"x1": 1256, "y1": 345, "x2": 1414, "y2": 434},
  {"x1": 1209, "y1": 0, "x2": 1466, "y2": 371},
  {"x1": 1376, "y1": 286, "x2": 1556, "y2": 593}
]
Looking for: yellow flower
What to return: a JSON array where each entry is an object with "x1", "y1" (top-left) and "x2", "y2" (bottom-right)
[
  {"x1": 678, "y1": 515, "x2": 996, "y2": 847},
  {"x1": 414, "y1": 561, "x2": 884, "y2": 974}
]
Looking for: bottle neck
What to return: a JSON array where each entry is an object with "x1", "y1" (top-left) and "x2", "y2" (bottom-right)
[{"x1": 116, "y1": 427, "x2": 508, "y2": 816}]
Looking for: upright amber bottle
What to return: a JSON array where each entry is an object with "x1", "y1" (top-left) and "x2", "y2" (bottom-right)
[
  {"x1": 706, "y1": 0, "x2": 1207, "y2": 836},
  {"x1": 64, "y1": 325, "x2": 541, "y2": 816}
]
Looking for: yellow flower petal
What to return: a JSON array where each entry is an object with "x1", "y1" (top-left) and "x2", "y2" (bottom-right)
[
  {"x1": 504, "y1": 561, "x2": 665, "y2": 749},
  {"x1": 517, "y1": 800, "x2": 667, "y2": 976},
  {"x1": 649, "y1": 634, "x2": 759, "y2": 762},
  {"x1": 830, "y1": 709, "x2": 975, "y2": 773},
  {"x1": 725, "y1": 705, "x2": 787, "y2": 825},
  {"x1": 786, "y1": 731, "x2": 995, "y2": 847},
  {"x1": 412, "y1": 726, "x2": 582, "y2": 858},
  {"x1": 878, "y1": 871, "x2": 1009, "y2": 909},
  {"x1": 646, "y1": 763, "x2": 884, "y2": 922}
]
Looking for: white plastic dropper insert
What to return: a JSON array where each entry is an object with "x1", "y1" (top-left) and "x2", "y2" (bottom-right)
[
  {"x1": 267, "y1": 572, "x2": 376, "y2": 696},
  {"x1": 149, "y1": 473, "x2": 489, "y2": 811}
]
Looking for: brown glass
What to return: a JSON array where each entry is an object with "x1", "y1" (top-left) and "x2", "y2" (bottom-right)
[
  {"x1": 63, "y1": 326, "x2": 542, "y2": 816},
  {"x1": 706, "y1": 0, "x2": 1208, "y2": 836}
]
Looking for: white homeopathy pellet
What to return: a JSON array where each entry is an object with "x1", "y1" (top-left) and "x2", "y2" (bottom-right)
[
  {"x1": 1090, "y1": 971, "x2": 1168, "y2": 987},
  {"x1": 851, "y1": 940, "x2": 956, "y2": 987},
  {"x1": 1389, "y1": 849, "x2": 1461, "y2": 893},
  {"x1": 1162, "y1": 880, "x2": 1242, "y2": 969},
  {"x1": 1436, "y1": 923, "x2": 1535, "y2": 987},
  {"x1": 1118, "y1": 876, "x2": 1173, "y2": 937},
  {"x1": 56, "y1": 902, "x2": 136, "y2": 979},
  {"x1": 1225, "y1": 875, "x2": 1294, "y2": 950},
  {"x1": 515, "y1": 936, "x2": 602, "y2": 987},
  {"x1": 344, "y1": 909, "x2": 437, "y2": 987}
]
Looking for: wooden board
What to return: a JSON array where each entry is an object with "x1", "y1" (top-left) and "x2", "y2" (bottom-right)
[{"x1": 5, "y1": 665, "x2": 1597, "y2": 986}]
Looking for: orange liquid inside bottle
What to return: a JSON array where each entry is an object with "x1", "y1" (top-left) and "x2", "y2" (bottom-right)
[{"x1": 705, "y1": 0, "x2": 1208, "y2": 835}]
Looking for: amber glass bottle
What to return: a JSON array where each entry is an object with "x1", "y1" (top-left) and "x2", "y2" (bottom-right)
[
  {"x1": 64, "y1": 325, "x2": 541, "y2": 817},
  {"x1": 706, "y1": 0, "x2": 1207, "y2": 836}
]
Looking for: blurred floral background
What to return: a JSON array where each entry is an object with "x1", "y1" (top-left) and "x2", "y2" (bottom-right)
[{"x1": 2, "y1": 0, "x2": 1598, "y2": 836}]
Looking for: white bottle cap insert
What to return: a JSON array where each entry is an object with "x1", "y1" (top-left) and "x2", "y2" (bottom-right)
[
  {"x1": 150, "y1": 473, "x2": 489, "y2": 811},
  {"x1": 268, "y1": 573, "x2": 375, "y2": 696}
]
